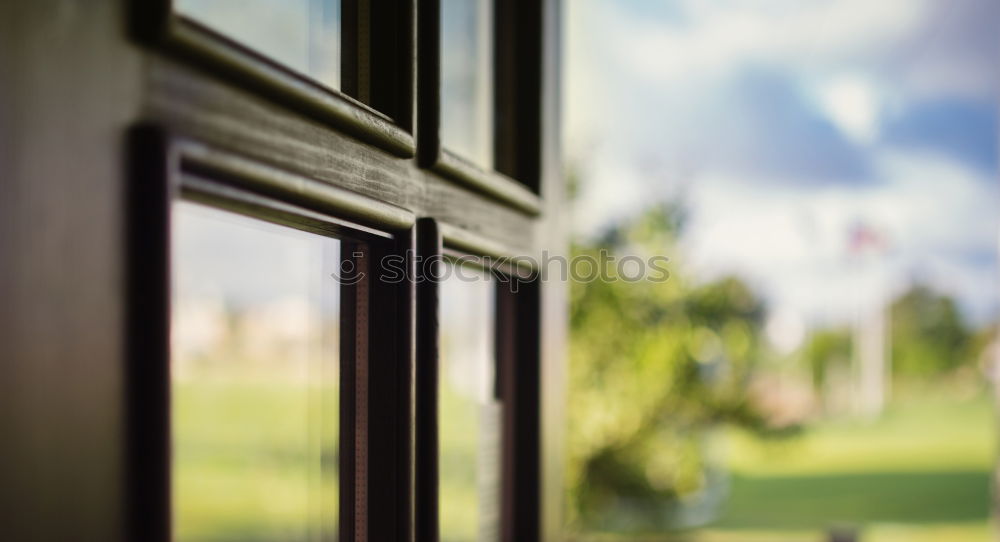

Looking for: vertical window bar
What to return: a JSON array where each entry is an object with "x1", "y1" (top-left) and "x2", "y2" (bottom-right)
[
  {"x1": 340, "y1": 244, "x2": 368, "y2": 542},
  {"x1": 497, "y1": 279, "x2": 540, "y2": 542},
  {"x1": 494, "y1": 0, "x2": 542, "y2": 191},
  {"x1": 415, "y1": 218, "x2": 442, "y2": 542},
  {"x1": 417, "y1": 0, "x2": 442, "y2": 167},
  {"x1": 343, "y1": 0, "x2": 413, "y2": 125}
]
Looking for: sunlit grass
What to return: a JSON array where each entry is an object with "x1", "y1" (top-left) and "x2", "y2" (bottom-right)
[
  {"x1": 724, "y1": 391, "x2": 993, "y2": 475},
  {"x1": 174, "y1": 370, "x2": 995, "y2": 541},
  {"x1": 173, "y1": 379, "x2": 338, "y2": 541},
  {"x1": 682, "y1": 522, "x2": 991, "y2": 542},
  {"x1": 439, "y1": 369, "x2": 495, "y2": 542},
  {"x1": 702, "y1": 390, "x2": 995, "y2": 541}
]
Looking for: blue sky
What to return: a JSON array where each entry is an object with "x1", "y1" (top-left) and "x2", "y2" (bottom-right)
[{"x1": 566, "y1": 0, "x2": 999, "y2": 331}]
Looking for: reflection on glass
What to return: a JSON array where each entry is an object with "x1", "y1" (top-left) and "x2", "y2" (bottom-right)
[
  {"x1": 440, "y1": 0, "x2": 494, "y2": 167},
  {"x1": 177, "y1": 0, "x2": 341, "y2": 89},
  {"x1": 439, "y1": 263, "x2": 500, "y2": 542},
  {"x1": 172, "y1": 202, "x2": 340, "y2": 541}
]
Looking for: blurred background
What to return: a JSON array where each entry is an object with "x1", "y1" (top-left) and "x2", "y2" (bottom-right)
[{"x1": 563, "y1": 0, "x2": 999, "y2": 541}]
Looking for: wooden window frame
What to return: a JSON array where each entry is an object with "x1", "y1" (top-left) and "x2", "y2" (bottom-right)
[
  {"x1": 123, "y1": 1, "x2": 556, "y2": 541},
  {"x1": 415, "y1": 218, "x2": 540, "y2": 542},
  {"x1": 2, "y1": 1, "x2": 563, "y2": 541},
  {"x1": 126, "y1": 126, "x2": 416, "y2": 542},
  {"x1": 129, "y1": 0, "x2": 416, "y2": 158},
  {"x1": 416, "y1": 0, "x2": 544, "y2": 215}
]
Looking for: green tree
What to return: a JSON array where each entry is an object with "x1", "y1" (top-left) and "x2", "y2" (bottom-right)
[
  {"x1": 890, "y1": 285, "x2": 972, "y2": 377},
  {"x1": 802, "y1": 328, "x2": 852, "y2": 391},
  {"x1": 566, "y1": 204, "x2": 768, "y2": 531}
]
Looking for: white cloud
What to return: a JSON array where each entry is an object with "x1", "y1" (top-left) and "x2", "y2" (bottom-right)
[
  {"x1": 601, "y1": 0, "x2": 931, "y2": 87},
  {"x1": 570, "y1": 151, "x2": 649, "y2": 238},
  {"x1": 677, "y1": 151, "x2": 998, "y2": 325},
  {"x1": 817, "y1": 75, "x2": 881, "y2": 145},
  {"x1": 565, "y1": 0, "x2": 999, "y2": 324}
]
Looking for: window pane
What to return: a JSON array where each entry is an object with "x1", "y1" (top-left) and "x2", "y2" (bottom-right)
[
  {"x1": 177, "y1": 0, "x2": 341, "y2": 89},
  {"x1": 172, "y1": 202, "x2": 340, "y2": 541},
  {"x1": 439, "y1": 264, "x2": 500, "y2": 542},
  {"x1": 440, "y1": 0, "x2": 494, "y2": 168}
]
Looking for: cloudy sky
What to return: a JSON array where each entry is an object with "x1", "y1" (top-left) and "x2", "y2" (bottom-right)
[{"x1": 566, "y1": 0, "x2": 999, "y2": 328}]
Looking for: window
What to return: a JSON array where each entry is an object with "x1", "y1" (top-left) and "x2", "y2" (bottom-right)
[
  {"x1": 117, "y1": 0, "x2": 556, "y2": 537},
  {"x1": 417, "y1": 0, "x2": 543, "y2": 212},
  {"x1": 440, "y1": 0, "x2": 493, "y2": 168},
  {"x1": 6, "y1": 1, "x2": 559, "y2": 541},
  {"x1": 135, "y1": 0, "x2": 414, "y2": 156},
  {"x1": 149, "y1": 138, "x2": 415, "y2": 542},
  {"x1": 438, "y1": 262, "x2": 500, "y2": 542},
  {"x1": 177, "y1": 0, "x2": 342, "y2": 89},
  {"x1": 171, "y1": 202, "x2": 341, "y2": 541},
  {"x1": 413, "y1": 218, "x2": 542, "y2": 542}
]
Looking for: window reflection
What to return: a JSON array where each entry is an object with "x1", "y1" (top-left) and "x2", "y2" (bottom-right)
[
  {"x1": 177, "y1": 0, "x2": 341, "y2": 89},
  {"x1": 439, "y1": 263, "x2": 500, "y2": 542},
  {"x1": 440, "y1": 0, "x2": 494, "y2": 168},
  {"x1": 172, "y1": 202, "x2": 340, "y2": 541}
]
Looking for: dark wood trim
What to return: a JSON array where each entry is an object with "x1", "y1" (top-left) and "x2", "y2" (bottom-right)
[
  {"x1": 497, "y1": 282, "x2": 516, "y2": 542},
  {"x1": 176, "y1": 139, "x2": 416, "y2": 231},
  {"x1": 341, "y1": 0, "x2": 366, "y2": 102},
  {"x1": 417, "y1": 217, "x2": 540, "y2": 542},
  {"x1": 439, "y1": 222, "x2": 538, "y2": 277},
  {"x1": 415, "y1": 0, "x2": 543, "y2": 215},
  {"x1": 143, "y1": 55, "x2": 539, "y2": 245},
  {"x1": 179, "y1": 176, "x2": 397, "y2": 242},
  {"x1": 415, "y1": 0, "x2": 441, "y2": 169},
  {"x1": 125, "y1": 125, "x2": 174, "y2": 542},
  {"x1": 494, "y1": 0, "x2": 543, "y2": 193},
  {"x1": 334, "y1": 226, "x2": 416, "y2": 542},
  {"x1": 436, "y1": 150, "x2": 542, "y2": 216},
  {"x1": 130, "y1": 0, "x2": 415, "y2": 157},
  {"x1": 340, "y1": 244, "x2": 367, "y2": 542},
  {"x1": 441, "y1": 251, "x2": 535, "y2": 285},
  {"x1": 370, "y1": 0, "x2": 416, "y2": 132},
  {"x1": 497, "y1": 280, "x2": 541, "y2": 542},
  {"x1": 127, "y1": 128, "x2": 417, "y2": 542},
  {"x1": 401, "y1": 224, "x2": 419, "y2": 542},
  {"x1": 343, "y1": 0, "x2": 416, "y2": 130},
  {"x1": 6, "y1": 0, "x2": 562, "y2": 540},
  {"x1": 414, "y1": 217, "x2": 442, "y2": 542},
  {"x1": 365, "y1": 231, "x2": 416, "y2": 542}
]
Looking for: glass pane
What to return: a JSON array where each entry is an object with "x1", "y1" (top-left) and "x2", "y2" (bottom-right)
[
  {"x1": 439, "y1": 263, "x2": 500, "y2": 542},
  {"x1": 177, "y1": 0, "x2": 341, "y2": 89},
  {"x1": 172, "y1": 202, "x2": 340, "y2": 541},
  {"x1": 440, "y1": 0, "x2": 494, "y2": 168}
]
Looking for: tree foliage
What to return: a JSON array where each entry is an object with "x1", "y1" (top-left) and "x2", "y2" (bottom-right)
[
  {"x1": 566, "y1": 204, "x2": 768, "y2": 530},
  {"x1": 890, "y1": 285, "x2": 973, "y2": 376}
]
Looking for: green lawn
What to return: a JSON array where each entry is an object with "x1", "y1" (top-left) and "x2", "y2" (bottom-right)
[
  {"x1": 173, "y1": 375, "x2": 995, "y2": 542},
  {"x1": 700, "y1": 391, "x2": 996, "y2": 541},
  {"x1": 173, "y1": 378, "x2": 339, "y2": 542},
  {"x1": 172, "y1": 372, "x2": 488, "y2": 542}
]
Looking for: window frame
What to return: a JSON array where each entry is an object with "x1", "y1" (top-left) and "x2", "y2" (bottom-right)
[
  {"x1": 416, "y1": 0, "x2": 544, "y2": 214},
  {"x1": 168, "y1": 199, "x2": 350, "y2": 542},
  {"x1": 126, "y1": 127, "x2": 416, "y2": 542},
  {"x1": 124, "y1": 1, "x2": 557, "y2": 540},
  {"x1": 130, "y1": 0, "x2": 416, "y2": 158},
  {"x1": 415, "y1": 218, "x2": 540, "y2": 542},
  {"x1": 2, "y1": 0, "x2": 563, "y2": 541}
]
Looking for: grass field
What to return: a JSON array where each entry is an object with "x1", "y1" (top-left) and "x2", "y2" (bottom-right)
[
  {"x1": 699, "y1": 390, "x2": 996, "y2": 541},
  {"x1": 173, "y1": 371, "x2": 488, "y2": 542},
  {"x1": 573, "y1": 390, "x2": 996, "y2": 542},
  {"x1": 173, "y1": 378, "x2": 339, "y2": 542},
  {"x1": 174, "y1": 372, "x2": 994, "y2": 542}
]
